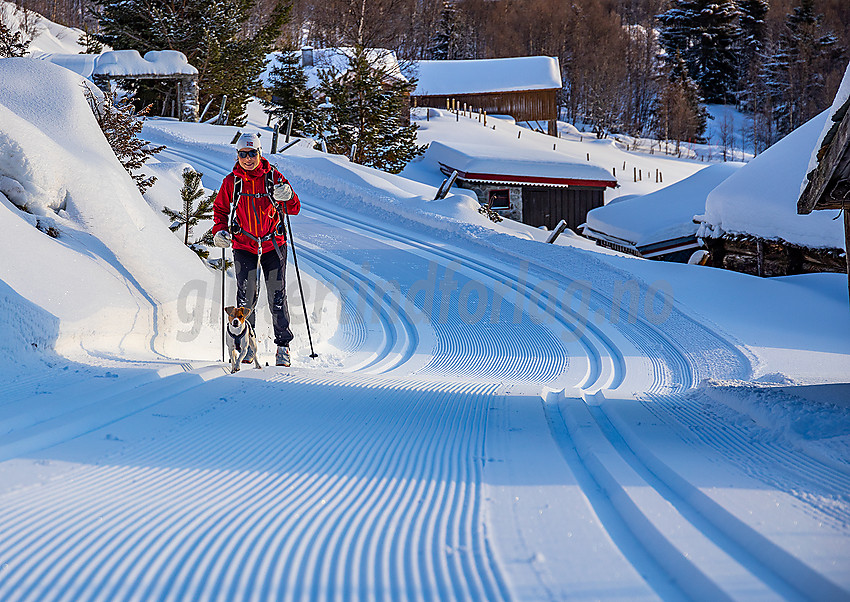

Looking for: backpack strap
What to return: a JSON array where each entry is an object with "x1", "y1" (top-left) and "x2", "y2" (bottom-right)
[
  {"x1": 229, "y1": 169, "x2": 285, "y2": 241},
  {"x1": 229, "y1": 175, "x2": 243, "y2": 235}
]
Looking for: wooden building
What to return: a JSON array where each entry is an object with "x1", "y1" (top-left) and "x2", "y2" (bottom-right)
[
  {"x1": 583, "y1": 163, "x2": 741, "y2": 263},
  {"x1": 37, "y1": 50, "x2": 200, "y2": 121},
  {"x1": 411, "y1": 57, "x2": 562, "y2": 136},
  {"x1": 798, "y1": 81, "x2": 850, "y2": 303},
  {"x1": 428, "y1": 141, "x2": 617, "y2": 231}
]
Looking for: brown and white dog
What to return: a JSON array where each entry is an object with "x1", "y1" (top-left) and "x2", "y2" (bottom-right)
[{"x1": 224, "y1": 306, "x2": 261, "y2": 373}]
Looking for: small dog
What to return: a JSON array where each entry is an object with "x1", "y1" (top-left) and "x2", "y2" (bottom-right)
[{"x1": 224, "y1": 306, "x2": 261, "y2": 373}]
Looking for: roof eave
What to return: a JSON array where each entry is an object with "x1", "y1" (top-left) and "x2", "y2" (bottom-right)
[{"x1": 799, "y1": 97, "x2": 850, "y2": 214}]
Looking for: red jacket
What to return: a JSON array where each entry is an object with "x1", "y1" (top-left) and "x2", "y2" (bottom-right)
[{"x1": 212, "y1": 157, "x2": 301, "y2": 254}]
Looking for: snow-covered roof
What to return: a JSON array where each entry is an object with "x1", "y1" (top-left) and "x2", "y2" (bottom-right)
[
  {"x1": 702, "y1": 111, "x2": 845, "y2": 249},
  {"x1": 94, "y1": 50, "x2": 197, "y2": 77},
  {"x1": 412, "y1": 57, "x2": 562, "y2": 96},
  {"x1": 35, "y1": 50, "x2": 197, "y2": 79},
  {"x1": 427, "y1": 140, "x2": 617, "y2": 187},
  {"x1": 803, "y1": 60, "x2": 850, "y2": 196},
  {"x1": 585, "y1": 163, "x2": 742, "y2": 248},
  {"x1": 263, "y1": 47, "x2": 407, "y2": 91}
]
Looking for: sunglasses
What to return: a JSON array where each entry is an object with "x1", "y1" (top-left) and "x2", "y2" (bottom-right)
[{"x1": 238, "y1": 149, "x2": 259, "y2": 159}]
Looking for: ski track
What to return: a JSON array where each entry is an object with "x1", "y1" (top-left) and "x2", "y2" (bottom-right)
[
  {"x1": 0, "y1": 142, "x2": 844, "y2": 599},
  {"x1": 0, "y1": 374, "x2": 509, "y2": 601}
]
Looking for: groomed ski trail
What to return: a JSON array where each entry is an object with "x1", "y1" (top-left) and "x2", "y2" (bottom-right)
[{"x1": 0, "y1": 140, "x2": 847, "y2": 600}]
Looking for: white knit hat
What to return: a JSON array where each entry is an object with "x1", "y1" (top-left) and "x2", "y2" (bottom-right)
[{"x1": 236, "y1": 132, "x2": 262, "y2": 152}]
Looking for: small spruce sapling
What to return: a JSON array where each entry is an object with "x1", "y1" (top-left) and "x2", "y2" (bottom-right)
[
  {"x1": 162, "y1": 168, "x2": 215, "y2": 260},
  {"x1": 83, "y1": 84, "x2": 164, "y2": 194}
]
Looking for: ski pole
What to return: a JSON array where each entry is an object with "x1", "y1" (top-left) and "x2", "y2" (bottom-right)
[
  {"x1": 221, "y1": 247, "x2": 226, "y2": 363},
  {"x1": 277, "y1": 180, "x2": 318, "y2": 359}
]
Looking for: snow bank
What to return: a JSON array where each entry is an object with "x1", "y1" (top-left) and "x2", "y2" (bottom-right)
[
  {"x1": 413, "y1": 57, "x2": 562, "y2": 96},
  {"x1": 694, "y1": 379, "x2": 850, "y2": 472},
  {"x1": 36, "y1": 50, "x2": 197, "y2": 80},
  {"x1": 1, "y1": 0, "x2": 86, "y2": 55},
  {"x1": 586, "y1": 163, "x2": 742, "y2": 246},
  {"x1": 0, "y1": 58, "x2": 217, "y2": 358},
  {"x1": 31, "y1": 52, "x2": 97, "y2": 78},
  {"x1": 701, "y1": 111, "x2": 845, "y2": 249}
]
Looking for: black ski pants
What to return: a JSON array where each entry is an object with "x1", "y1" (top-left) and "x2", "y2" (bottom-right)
[{"x1": 233, "y1": 247, "x2": 293, "y2": 347}]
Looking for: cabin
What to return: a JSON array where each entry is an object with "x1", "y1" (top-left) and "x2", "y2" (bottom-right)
[
  {"x1": 411, "y1": 57, "x2": 562, "y2": 136},
  {"x1": 583, "y1": 163, "x2": 742, "y2": 262},
  {"x1": 798, "y1": 68, "x2": 850, "y2": 302},
  {"x1": 695, "y1": 110, "x2": 846, "y2": 278},
  {"x1": 36, "y1": 50, "x2": 200, "y2": 121},
  {"x1": 426, "y1": 141, "x2": 617, "y2": 230}
]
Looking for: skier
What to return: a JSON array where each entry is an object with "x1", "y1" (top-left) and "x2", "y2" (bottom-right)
[{"x1": 212, "y1": 132, "x2": 300, "y2": 367}]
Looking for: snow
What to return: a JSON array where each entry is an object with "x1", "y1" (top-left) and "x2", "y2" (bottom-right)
[
  {"x1": 1, "y1": 0, "x2": 87, "y2": 55},
  {"x1": 701, "y1": 110, "x2": 846, "y2": 249},
  {"x1": 1, "y1": 28, "x2": 849, "y2": 599},
  {"x1": 425, "y1": 140, "x2": 618, "y2": 184},
  {"x1": 35, "y1": 50, "x2": 197, "y2": 80},
  {"x1": 263, "y1": 47, "x2": 406, "y2": 91},
  {"x1": 705, "y1": 104, "x2": 751, "y2": 159},
  {"x1": 586, "y1": 162, "x2": 742, "y2": 247},
  {"x1": 404, "y1": 107, "x2": 708, "y2": 202},
  {"x1": 93, "y1": 50, "x2": 197, "y2": 76},
  {"x1": 30, "y1": 52, "x2": 98, "y2": 78},
  {"x1": 412, "y1": 56, "x2": 562, "y2": 96}
]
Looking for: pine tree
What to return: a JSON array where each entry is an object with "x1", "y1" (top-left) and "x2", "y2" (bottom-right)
[
  {"x1": 316, "y1": 46, "x2": 425, "y2": 174},
  {"x1": 91, "y1": 0, "x2": 289, "y2": 125},
  {"x1": 737, "y1": 0, "x2": 769, "y2": 60},
  {"x1": 0, "y1": 15, "x2": 30, "y2": 57},
  {"x1": 428, "y1": 1, "x2": 461, "y2": 60},
  {"x1": 83, "y1": 85, "x2": 164, "y2": 194},
  {"x1": 759, "y1": 0, "x2": 845, "y2": 137},
  {"x1": 162, "y1": 168, "x2": 215, "y2": 260},
  {"x1": 653, "y1": 53, "x2": 708, "y2": 154},
  {"x1": 78, "y1": 27, "x2": 104, "y2": 54},
  {"x1": 657, "y1": 0, "x2": 740, "y2": 103},
  {"x1": 261, "y1": 44, "x2": 317, "y2": 136}
]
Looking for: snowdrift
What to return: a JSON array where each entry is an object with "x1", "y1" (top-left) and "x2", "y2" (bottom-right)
[
  {"x1": 1, "y1": 0, "x2": 86, "y2": 55},
  {"x1": 0, "y1": 58, "x2": 220, "y2": 362}
]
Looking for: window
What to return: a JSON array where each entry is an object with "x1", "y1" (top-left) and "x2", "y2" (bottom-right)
[{"x1": 488, "y1": 189, "x2": 510, "y2": 210}]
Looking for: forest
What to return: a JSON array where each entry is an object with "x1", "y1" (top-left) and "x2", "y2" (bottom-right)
[{"x1": 6, "y1": 0, "x2": 850, "y2": 153}]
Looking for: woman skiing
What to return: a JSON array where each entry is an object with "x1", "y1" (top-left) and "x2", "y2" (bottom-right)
[{"x1": 212, "y1": 132, "x2": 300, "y2": 367}]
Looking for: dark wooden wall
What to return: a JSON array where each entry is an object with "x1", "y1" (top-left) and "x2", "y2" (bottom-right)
[
  {"x1": 703, "y1": 234, "x2": 846, "y2": 277},
  {"x1": 414, "y1": 89, "x2": 558, "y2": 134},
  {"x1": 522, "y1": 187, "x2": 604, "y2": 231}
]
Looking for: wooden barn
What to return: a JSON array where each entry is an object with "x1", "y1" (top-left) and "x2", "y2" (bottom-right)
[
  {"x1": 411, "y1": 57, "x2": 562, "y2": 136},
  {"x1": 427, "y1": 141, "x2": 617, "y2": 231},
  {"x1": 798, "y1": 77, "x2": 850, "y2": 302}
]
